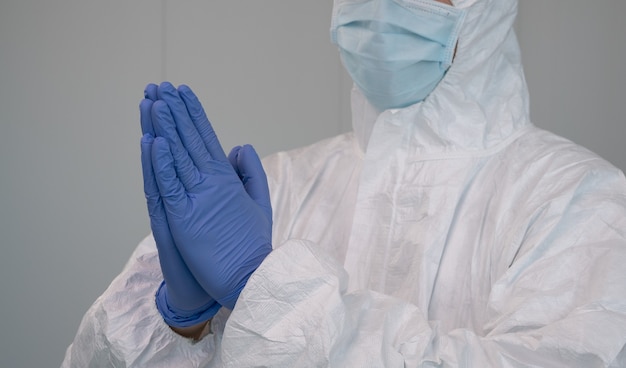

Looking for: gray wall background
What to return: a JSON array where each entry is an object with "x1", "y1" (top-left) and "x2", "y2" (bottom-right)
[{"x1": 0, "y1": 1, "x2": 623, "y2": 366}]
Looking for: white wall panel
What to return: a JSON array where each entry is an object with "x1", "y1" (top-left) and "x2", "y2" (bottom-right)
[
  {"x1": 518, "y1": 1, "x2": 626, "y2": 172},
  {"x1": 0, "y1": 1, "x2": 159, "y2": 366}
]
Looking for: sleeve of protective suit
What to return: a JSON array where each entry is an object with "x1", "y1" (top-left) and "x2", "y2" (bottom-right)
[
  {"x1": 60, "y1": 235, "x2": 229, "y2": 368},
  {"x1": 221, "y1": 235, "x2": 626, "y2": 367},
  {"x1": 220, "y1": 239, "x2": 435, "y2": 367}
]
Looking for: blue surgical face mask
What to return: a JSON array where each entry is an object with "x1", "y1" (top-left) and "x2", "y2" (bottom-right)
[{"x1": 331, "y1": 0, "x2": 466, "y2": 111}]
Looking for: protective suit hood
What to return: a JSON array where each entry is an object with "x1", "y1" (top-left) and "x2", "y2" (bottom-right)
[{"x1": 343, "y1": 0, "x2": 530, "y2": 155}]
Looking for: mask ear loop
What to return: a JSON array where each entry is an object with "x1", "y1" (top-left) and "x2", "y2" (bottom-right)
[{"x1": 443, "y1": 6, "x2": 467, "y2": 68}]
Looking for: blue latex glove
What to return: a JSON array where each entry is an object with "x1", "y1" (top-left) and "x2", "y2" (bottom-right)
[
  {"x1": 140, "y1": 87, "x2": 220, "y2": 327},
  {"x1": 150, "y1": 82, "x2": 272, "y2": 310}
]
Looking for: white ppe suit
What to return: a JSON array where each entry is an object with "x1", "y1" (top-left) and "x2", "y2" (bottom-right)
[{"x1": 62, "y1": 0, "x2": 626, "y2": 366}]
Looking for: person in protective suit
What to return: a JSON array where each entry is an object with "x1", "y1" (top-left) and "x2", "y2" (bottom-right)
[{"x1": 62, "y1": 0, "x2": 626, "y2": 366}]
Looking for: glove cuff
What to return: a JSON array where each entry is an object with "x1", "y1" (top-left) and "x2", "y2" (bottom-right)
[{"x1": 155, "y1": 281, "x2": 221, "y2": 328}]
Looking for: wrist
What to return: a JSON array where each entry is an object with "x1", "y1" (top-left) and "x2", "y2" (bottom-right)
[
  {"x1": 170, "y1": 318, "x2": 212, "y2": 341},
  {"x1": 155, "y1": 281, "x2": 221, "y2": 328}
]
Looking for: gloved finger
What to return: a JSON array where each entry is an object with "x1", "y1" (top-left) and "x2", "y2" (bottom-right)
[
  {"x1": 152, "y1": 136, "x2": 187, "y2": 216},
  {"x1": 178, "y1": 84, "x2": 229, "y2": 163},
  {"x1": 156, "y1": 82, "x2": 212, "y2": 173},
  {"x1": 141, "y1": 134, "x2": 160, "y2": 209},
  {"x1": 141, "y1": 134, "x2": 171, "y2": 224},
  {"x1": 143, "y1": 135, "x2": 184, "y2": 286},
  {"x1": 227, "y1": 145, "x2": 243, "y2": 178},
  {"x1": 151, "y1": 100, "x2": 200, "y2": 191},
  {"x1": 144, "y1": 83, "x2": 158, "y2": 101},
  {"x1": 230, "y1": 144, "x2": 272, "y2": 221},
  {"x1": 140, "y1": 99, "x2": 155, "y2": 136},
  {"x1": 142, "y1": 136, "x2": 185, "y2": 287}
]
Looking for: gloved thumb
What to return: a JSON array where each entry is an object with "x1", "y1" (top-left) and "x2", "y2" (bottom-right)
[{"x1": 228, "y1": 145, "x2": 272, "y2": 220}]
